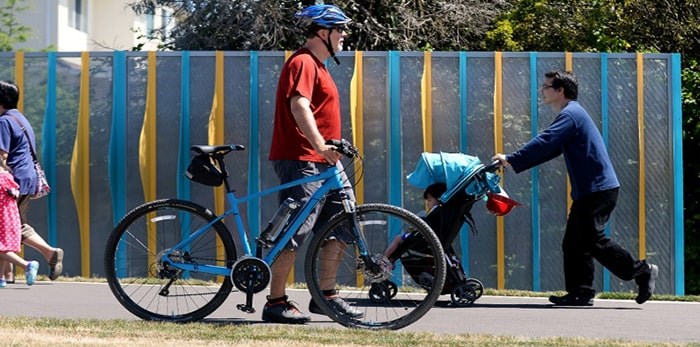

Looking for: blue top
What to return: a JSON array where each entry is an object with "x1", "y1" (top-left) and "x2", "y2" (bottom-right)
[
  {"x1": 0, "y1": 109, "x2": 38, "y2": 195},
  {"x1": 506, "y1": 100, "x2": 619, "y2": 200}
]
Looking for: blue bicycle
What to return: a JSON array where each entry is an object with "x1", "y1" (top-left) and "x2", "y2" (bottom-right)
[{"x1": 104, "y1": 139, "x2": 446, "y2": 330}]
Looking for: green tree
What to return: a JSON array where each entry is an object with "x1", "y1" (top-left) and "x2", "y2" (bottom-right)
[
  {"x1": 128, "y1": 0, "x2": 510, "y2": 51},
  {"x1": 681, "y1": 61, "x2": 700, "y2": 295},
  {"x1": 484, "y1": 0, "x2": 631, "y2": 52},
  {"x1": 0, "y1": 0, "x2": 32, "y2": 51}
]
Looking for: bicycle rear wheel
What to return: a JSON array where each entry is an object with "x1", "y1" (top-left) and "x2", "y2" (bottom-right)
[
  {"x1": 305, "y1": 203, "x2": 446, "y2": 330},
  {"x1": 104, "y1": 199, "x2": 237, "y2": 323}
]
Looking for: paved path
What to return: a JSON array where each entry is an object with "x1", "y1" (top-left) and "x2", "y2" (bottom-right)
[{"x1": 2, "y1": 281, "x2": 699, "y2": 344}]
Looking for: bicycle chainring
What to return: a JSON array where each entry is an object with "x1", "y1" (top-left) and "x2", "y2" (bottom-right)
[{"x1": 230, "y1": 257, "x2": 271, "y2": 293}]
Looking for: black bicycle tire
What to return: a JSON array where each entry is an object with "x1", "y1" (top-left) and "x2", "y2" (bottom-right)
[
  {"x1": 304, "y1": 203, "x2": 446, "y2": 330},
  {"x1": 104, "y1": 199, "x2": 237, "y2": 323}
]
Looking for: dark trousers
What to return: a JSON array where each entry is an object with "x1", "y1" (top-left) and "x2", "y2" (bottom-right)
[{"x1": 563, "y1": 188, "x2": 648, "y2": 296}]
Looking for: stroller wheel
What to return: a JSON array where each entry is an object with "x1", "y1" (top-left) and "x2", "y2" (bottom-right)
[
  {"x1": 465, "y1": 278, "x2": 484, "y2": 299},
  {"x1": 369, "y1": 281, "x2": 398, "y2": 303},
  {"x1": 450, "y1": 283, "x2": 477, "y2": 307}
]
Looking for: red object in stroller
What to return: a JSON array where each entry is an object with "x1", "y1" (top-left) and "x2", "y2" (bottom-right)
[{"x1": 383, "y1": 153, "x2": 520, "y2": 307}]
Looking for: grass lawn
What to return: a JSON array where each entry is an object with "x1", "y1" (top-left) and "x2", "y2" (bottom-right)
[
  {"x1": 0, "y1": 316, "x2": 693, "y2": 347},
  {"x1": 3, "y1": 276, "x2": 697, "y2": 346}
]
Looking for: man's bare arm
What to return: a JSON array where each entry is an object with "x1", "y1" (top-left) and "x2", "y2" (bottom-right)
[{"x1": 289, "y1": 95, "x2": 341, "y2": 164}]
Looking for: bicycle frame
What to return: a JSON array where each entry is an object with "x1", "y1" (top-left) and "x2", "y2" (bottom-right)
[
  {"x1": 107, "y1": 143, "x2": 451, "y2": 329},
  {"x1": 161, "y1": 163, "x2": 350, "y2": 277}
]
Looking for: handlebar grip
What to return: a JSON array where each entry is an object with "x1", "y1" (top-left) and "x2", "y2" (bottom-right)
[
  {"x1": 325, "y1": 139, "x2": 358, "y2": 159},
  {"x1": 325, "y1": 139, "x2": 343, "y2": 147}
]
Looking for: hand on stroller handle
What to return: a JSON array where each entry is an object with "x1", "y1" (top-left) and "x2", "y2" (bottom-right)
[
  {"x1": 490, "y1": 154, "x2": 509, "y2": 169},
  {"x1": 483, "y1": 160, "x2": 503, "y2": 173}
]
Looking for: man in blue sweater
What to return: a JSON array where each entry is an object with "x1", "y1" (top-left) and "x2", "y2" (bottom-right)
[{"x1": 492, "y1": 71, "x2": 658, "y2": 306}]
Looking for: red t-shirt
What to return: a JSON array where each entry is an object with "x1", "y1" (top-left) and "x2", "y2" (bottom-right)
[{"x1": 269, "y1": 48, "x2": 341, "y2": 162}]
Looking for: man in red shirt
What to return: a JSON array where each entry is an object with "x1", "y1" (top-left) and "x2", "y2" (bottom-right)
[{"x1": 264, "y1": 4, "x2": 362, "y2": 324}]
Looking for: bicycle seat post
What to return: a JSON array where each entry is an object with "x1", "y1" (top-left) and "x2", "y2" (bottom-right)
[{"x1": 213, "y1": 154, "x2": 234, "y2": 194}]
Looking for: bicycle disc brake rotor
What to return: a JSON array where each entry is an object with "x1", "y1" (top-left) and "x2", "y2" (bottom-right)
[
  {"x1": 230, "y1": 257, "x2": 271, "y2": 293},
  {"x1": 362, "y1": 254, "x2": 393, "y2": 283}
]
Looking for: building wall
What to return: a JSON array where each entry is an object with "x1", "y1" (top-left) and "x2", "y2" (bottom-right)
[
  {"x1": 10, "y1": 0, "x2": 55, "y2": 50},
  {"x1": 56, "y1": 0, "x2": 87, "y2": 52},
  {"x1": 89, "y1": 1, "x2": 137, "y2": 51},
  {"x1": 8, "y1": 0, "x2": 167, "y2": 51}
]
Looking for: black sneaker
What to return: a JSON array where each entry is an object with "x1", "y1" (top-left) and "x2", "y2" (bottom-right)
[
  {"x1": 549, "y1": 293, "x2": 594, "y2": 306},
  {"x1": 309, "y1": 296, "x2": 364, "y2": 318},
  {"x1": 635, "y1": 263, "x2": 659, "y2": 304},
  {"x1": 262, "y1": 296, "x2": 311, "y2": 324}
]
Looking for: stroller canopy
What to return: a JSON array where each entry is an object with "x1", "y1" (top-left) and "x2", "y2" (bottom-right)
[{"x1": 406, "y1": 152, "x2": 501, "y2": 202}]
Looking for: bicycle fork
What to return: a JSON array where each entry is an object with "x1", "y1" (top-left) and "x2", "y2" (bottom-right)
[{"x1": 341, "y1": 195, "x2": 385, "y2": 278}]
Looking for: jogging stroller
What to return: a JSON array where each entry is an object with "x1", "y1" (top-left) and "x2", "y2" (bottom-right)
[{"x1": 382, "y1": 152, "x2": 520, "y2": 307}]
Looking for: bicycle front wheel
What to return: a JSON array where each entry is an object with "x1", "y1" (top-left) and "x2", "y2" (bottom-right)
[
  {"x1": 305, "y1": 203, "x2": 446, "y2": 330},
  {"x1": 104, "y1": 199, "x2": 237, "y2": 323}
]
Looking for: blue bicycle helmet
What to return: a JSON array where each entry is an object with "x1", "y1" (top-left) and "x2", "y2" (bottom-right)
[
  {"x1": 294, "y1": 4, "x2": 351, "y2": 65},
  {"x1": 294, "y1": 4, "x2": 351, "y2": 30}
]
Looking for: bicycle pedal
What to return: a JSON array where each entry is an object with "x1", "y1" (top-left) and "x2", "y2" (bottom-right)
[{"x1": 236, "y1": 304, "x2": 256, "y2": 313}]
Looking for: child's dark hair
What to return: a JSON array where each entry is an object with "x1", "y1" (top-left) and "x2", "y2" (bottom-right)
[
  {"x1": 423, "y1": 182, "x2": 447, "y2": 200},
  {"x1": 0, "y1": 80, "x2": 20, "y2": 110}
]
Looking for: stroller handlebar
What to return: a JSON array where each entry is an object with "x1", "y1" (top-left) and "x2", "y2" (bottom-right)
[{"x1": 481, "y1": 160, "x2": 502, "y2": 173}]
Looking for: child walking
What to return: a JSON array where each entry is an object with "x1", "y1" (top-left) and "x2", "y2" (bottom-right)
[{"x1": 0, "y1": 158, "x2": 38, "y2": 287}]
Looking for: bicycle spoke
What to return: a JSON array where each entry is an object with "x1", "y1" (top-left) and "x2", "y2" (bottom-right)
[
  {"x1": 306, "y1": 203, "x2": 445, "y2": 330},
  {"x1": 105, "y1": 199, "x2": 237, "y2": 323}
]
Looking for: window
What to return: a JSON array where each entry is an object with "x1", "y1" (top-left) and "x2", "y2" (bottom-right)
[
  {"x1": 69, "y1": 0, "x2": 87, "y2": 32},
  {"x1": 146, "y1": 12, "x2": 155, "y2": 39},
  {"x1": 161, "y1": 8, "x2": 174, "y2": 37}
]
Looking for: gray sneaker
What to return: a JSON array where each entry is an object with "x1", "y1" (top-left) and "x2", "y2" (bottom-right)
[
  {"x1": 309, "y1": 296, "x2": 364, "y2": 318},
  {"x1": 49, "y1": 248, "x2": 64, "y2": 281},
  {"x1": 261, "y1": 296, "x2": 311, "y2": 324}
]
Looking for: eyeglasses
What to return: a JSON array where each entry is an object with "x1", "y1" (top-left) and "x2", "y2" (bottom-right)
[
  {"x1": 332, "y1": 25, "x2": 348, "y2": 34},
  {"x1": 541, "y1": 84, "x2": 555, "y2": 89}
]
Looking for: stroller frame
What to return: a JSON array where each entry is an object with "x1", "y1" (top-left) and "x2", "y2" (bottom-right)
[{"x1": 389, "y1": 162, "x2": 499, "y2": 306}]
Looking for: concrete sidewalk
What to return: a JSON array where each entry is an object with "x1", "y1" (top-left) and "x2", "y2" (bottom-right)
[{"x1": 2, "y1": 281, "x2": 699, "y2": 344}]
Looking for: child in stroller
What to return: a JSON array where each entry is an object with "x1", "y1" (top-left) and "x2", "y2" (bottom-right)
[
  {"x1": 379, "y1": 153, "x2": 520, "y2": 307},
  {"x1": 383, "y1": 182, "x2": 447, "y2": 259}
]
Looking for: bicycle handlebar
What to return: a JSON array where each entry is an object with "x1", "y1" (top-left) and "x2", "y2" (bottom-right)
[{"x1": 326, "y1": 139, "x2": 359, "y2": 159}]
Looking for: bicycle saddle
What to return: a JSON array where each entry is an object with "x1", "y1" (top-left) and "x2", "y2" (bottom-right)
[{"x1": 191, "y1": 144, "x2": 245, "y2": 155}]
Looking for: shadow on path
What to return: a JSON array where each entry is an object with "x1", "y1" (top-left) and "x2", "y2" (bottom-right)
[{"x1": 434, "y1": 301, "x2": 640, "y2": 310}]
